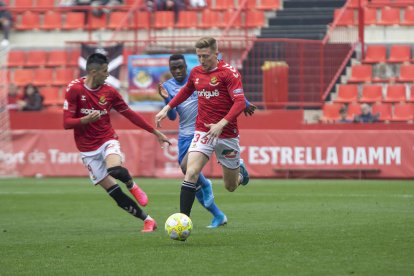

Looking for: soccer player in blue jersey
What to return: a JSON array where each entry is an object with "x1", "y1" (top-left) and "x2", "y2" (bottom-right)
[{"x1": 158, "y1": 54, "x2": 256, "y2": 228}]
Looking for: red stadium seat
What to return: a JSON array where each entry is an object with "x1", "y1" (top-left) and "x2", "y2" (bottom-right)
[
  {"x1": 245, "y1": 10, "x2": 265, "y2": 28},
  {"x1": 132, "y1": 11, "x2": 150, "y2": 29},
  {"x1": 63, "y1": 12, "x2": 85, "y2": 30},
  {"x1": 245, "y1": 0, "x2": 257, "y2": 9},
  {"x1": 32, "y1": 68, "x2": 54, "y2": 86},
  {"x1": 42, "y1": 11, "x2": 62, "y2": 30},
  {"x1": 14, "y1": 0, "x2": 34, "y2": 7},
  {"x1": 7, "y1": 51, "x2": 26, "y2": 67},
  {"x1": 397, "y1": 64, "x2": 414, "y2": 82},
  {"x1": 108, "y1": 12, "x2": 130, "y2": 30},
  {"x1": 153, "y1": 11, "x2": 174, "y2": 29},
  {"x1": 124, "y1": 0, "x2": 137, "y2": 5},
  {"x1": 46, "y1": 50, "x2": 68, "y2": 67},
  {"x1": 333, "y1": 8, "x2": 355, "y2": 26},
  {"x1": 408, "y1": 86, "x2": 414, "y2": 103},
  {"x1": 401, "y1": 6, "x2": 414, "y2": 26},
  {"x1": 175, "y1": 11, "x2": 198, "y2": 28},
  {"x1": 199, "y1": 10, "x2": 222, "y2": 28},
  {"x1": 67, "y1": 49, "x2": 80, "y2": 67},
  {"x1": 387, "y1": 45, "x2": 411, "y2": 63},
  {"x1": 363, "y1": 45, "x2": 387, "y2": 63},
  {"x1": 346, "y1": 103, "x2": 362, "y2": 120},
  {"x1": 348, "y1": 64, "x2": 372, "y2": 83},
  {"x1": 13, "y1": 69, "x2": 35, "y2": 86},
  {"x1": 257, "y1": 0, "x2": 280, "y2": 10},
  {"x1": 383, "y1": 84, "x2": 407, "y2": 103},
  {"x1": 359, "y1": 85, "x2": 383, "y2": 103},
  {"x1": 391, "y1": 103, "x2": 414, "y2": 122},
  {"x1": 347, "y1": 0, "x2": 367, "y2": 9},
  {"x1": 372, "y1": 103, "x2": 392, "y2": 121},
  {"x1": 36, "y1": 0, "x2": 55, "y2": 7},
  {"x1": 53, "y1": 68, "x2": 76, "y2": 85},
  {"x1": 212, "y1": 0, "x2": 234, "y2": 10},
  {"x1": 223, "y1": 10, "x2": 242, "y2": 28},
  {"x1": 15, "y1": 11, "x2": 40, "y2": 30},
  {"x1": 25, "y1": 51, "x2": 47, "y2": 67},
  {"x1": 87, "y1": 13, "x2": 107, "y2": 30},
  {"x1": 334, "y1": 84, "x2": 358, "y2": 103},
  {"x1": 41, "y1": 86, "x2": 63, "y2": 105},
  {"x1": 364, "y1": 7, "x2": 377, "y2": 25},
  {"x1": 377, "y1": 7, "x2": 400, "y2": 26},
  {"x1": 322, "y1": 103, "x2": 341, "y2": 122}
]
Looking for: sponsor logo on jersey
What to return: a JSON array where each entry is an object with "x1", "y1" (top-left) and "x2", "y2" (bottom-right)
[
  {"x1": 80, "y1": 108, "x2": 108, "y2": 116},
  {"x1": 81, "y1": 95, "x2": 86, "y2": 101},
  {"x1": 233, "y1": 88, "x2": 243, "y2": 94},
  {"x1": 98, "y1": 96, "x2": 107, "y2": 105},
  {"x1": 221, "y1": 149, "x2": 238, "y2": 159},
  {"x1": 195, "y1": 78, "x2": 199, "y2": 85},
  {"x1": 197, "y1": 89, "x2": 220, "y2": 99},
  {"x1": 209, "y1": 76, "x2": 220, "y2": 86}
]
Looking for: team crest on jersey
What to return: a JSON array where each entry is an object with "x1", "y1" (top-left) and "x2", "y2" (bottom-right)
[
  {"x1": 221, "y1": 149, "x2": 238, "y2": 159},
  {"x1": 209, "y1": 76, "x2": 220, "y2": 86},
  {"x1": 98, "y1": 96, "x2": 107, "y2": 105}
]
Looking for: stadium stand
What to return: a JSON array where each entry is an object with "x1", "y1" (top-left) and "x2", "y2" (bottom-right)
[
  {"x1": 363, "y1": 45, "x2": 387, "y2": 63},
  {"x1": 371, "y1": 102, "x2": 392, "y2": 121},
  {"x1": 387, "y1": 45, "x2": 411, "y2": 63},
  {"x1": 346, "y1": 102, "x2": 362, "y2": 120},
  {"x1": 391, "y1": 103, "x2": 414, "y2": 121},
  {"x1": 359, "y1": 84, "x2": 383, "y2": 103},
  {"x1": 334, "y1": 84, "x2": 358, "y2": 103},
  {"x1": 348, "y1": 64, "x2": 372, "y2": 83},
  {"x1": 383, "y1": 84, "x2": 407, "y2": 103}
]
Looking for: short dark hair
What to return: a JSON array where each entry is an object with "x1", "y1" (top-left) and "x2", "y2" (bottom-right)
[
  {"x1": 86, "y1": 53, "x2": 108, "y2": 72},
  {"x1": 169, "y1": 54, "x2": 186, "y2": 63}
]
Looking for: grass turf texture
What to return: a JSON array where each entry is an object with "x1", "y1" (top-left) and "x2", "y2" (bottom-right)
[{"x1": 0, "y1": 178, "x2": 413, "y2": 275}]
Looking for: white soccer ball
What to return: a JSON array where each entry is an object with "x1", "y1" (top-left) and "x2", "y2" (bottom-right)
[{"x1": 165, "y1": 213, "x2": 193, "y2": 241}]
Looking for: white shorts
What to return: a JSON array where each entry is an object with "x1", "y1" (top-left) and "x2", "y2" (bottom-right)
[
  {"x1": 188, "y1": 131, "x2": 241, "y2": 169},
  {"x1": 80, "y1": 140, "x2": 124, "y2": 185}
]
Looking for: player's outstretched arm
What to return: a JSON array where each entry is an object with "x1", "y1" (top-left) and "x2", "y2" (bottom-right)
[
  {"x1": 155, "y1": 105, "x2": 171, "y2": 128},
  {"x1": 152, "y1": 129, "x2": 172, "y2": 148}
]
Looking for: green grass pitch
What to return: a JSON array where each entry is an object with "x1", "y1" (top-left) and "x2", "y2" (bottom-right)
[{"x1": 0, "y1": 178, "x2": 413, "y2": 275}]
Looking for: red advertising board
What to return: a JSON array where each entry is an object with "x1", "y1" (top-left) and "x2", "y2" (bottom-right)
[{"x1": 2, "y1": 130, "x2": 414, "y2": 179}]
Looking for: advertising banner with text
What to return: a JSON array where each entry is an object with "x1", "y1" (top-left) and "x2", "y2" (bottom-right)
[{"x1": 1, "y1": 130, "x2": 413, "y2": 179}]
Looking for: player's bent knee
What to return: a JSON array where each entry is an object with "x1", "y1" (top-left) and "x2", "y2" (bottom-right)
[
  {"x1": 107, "y1": 166, "x2": 131, "y2": 183},
  {"x1": 185, "y1": 167, "x2": 200, "y2": 182}
]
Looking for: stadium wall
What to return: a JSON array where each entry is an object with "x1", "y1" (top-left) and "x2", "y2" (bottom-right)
[{"x1": 3, "y1": 128, "x2": 414, "y2": 179}]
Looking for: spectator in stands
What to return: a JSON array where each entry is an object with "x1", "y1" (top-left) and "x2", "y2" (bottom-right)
[
  {"x1": 188, "y1": 0, "x2": 206, "y2": 8},
  {"x1": 0, "y1": 0, "x2": 12, "y2": 47},
  {"x1": 17, "y1": 84, "x2": 44, "y2": 111},
  {"x1": 337, "y1": 105, "x2": 352, "y2": 123},
  {"x1": 374, "y1": 62, "x2": 394, "y2": 82},
  {"x1": 90, "y1": 0, "x2": 123, "y2": 17},
  {"x1": 7, "y1": 83, "x2": 20, "y2": 110},
  {"x1": 353, "y1": 103, "x2": 379, "y2": 123},
  {"x1": 147, "y1": 0, "x2": 185, "y2": 22}
]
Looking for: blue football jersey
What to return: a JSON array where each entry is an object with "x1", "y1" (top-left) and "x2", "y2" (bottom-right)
[{"x1": 162, "y1": 75, "x2": 198, "y2": 137}]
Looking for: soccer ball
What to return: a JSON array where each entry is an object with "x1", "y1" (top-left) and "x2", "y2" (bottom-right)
[{"x1": 165, "y1": 213, "x2": 193, "y2": 241}]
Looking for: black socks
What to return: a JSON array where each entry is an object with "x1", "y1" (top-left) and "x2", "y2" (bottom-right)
[
  {"x1": 107, "y1": 185, "x2": 147, "y2": 220},
  {"x1": 180, "y1": 181, "x2": 196, "y2": 216}
]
